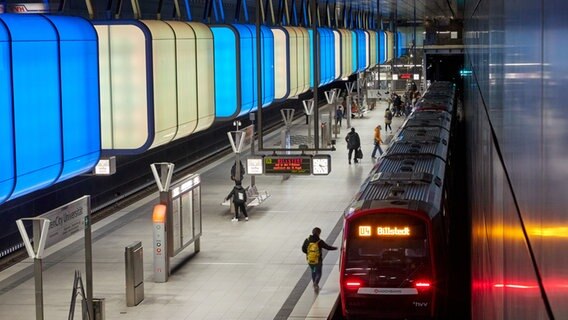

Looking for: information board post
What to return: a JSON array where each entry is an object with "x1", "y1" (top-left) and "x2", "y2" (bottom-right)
[
  {"x1": 17, "y1": 196, "x2": 94, "y2": 320},
  {"x1": 302, "y1": 100, "x2": 314, "y2": 146},
  {"x1": 324, "y1": 89, "x2": 338, "y2": 140},
  {"x1": 357, "y1": 73, "x2": 362, "y2": 111},
  {"x1": 345, "y1": 82, "x2": 355, "y2": 128},
  {"x1": 16, "y1": 218, "x2": 50, "y2": 320},
  {"x1": 249, "y1": 113, "x2": 256, "y2": 188},
  {"x1": 84, "y1": 199, "x2": 94, "y2": 320}
]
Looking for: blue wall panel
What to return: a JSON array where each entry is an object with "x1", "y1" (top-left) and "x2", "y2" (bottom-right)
[
  {"x1": 397, "y1": 32, "x2": 404, "y2": 58},
  {"x1": 45, "y1": 16, "x2": 101, "y2": 182},
  {"x1": 327, "y1": 29, "x2": 336, "y2": 84},
  {"x1": 0, "y1": 14, "x2": 101, "y2": 205},
  {"x1": 240, "y1": 24, "x2": 275, "y2": 113},
  {"x1": 309, "y1": 28, "x2": 336, "y2": 87},
  {"x1": 0, "y1": 21, "x2": 14, "y2": 204},
  {"x1": 0, "y1": 14, "x2": 62, "y2": 199},
  {"x1": 260, "y1": 26, "x2": 274, "y2": 108},
  {"x1": 356, "y1": 30, "x2": 366, "y2": 72},
  {"x1": 211, "y1": 26, "x2": 239, "y2": 119},
  {"x1": 379, "y1": 31, "x2": 386, "y2": 63},
  {"x1": 234, "y1": 24, "x2": 255, "y2": 116}
]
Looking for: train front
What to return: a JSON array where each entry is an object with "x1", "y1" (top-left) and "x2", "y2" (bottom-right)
[{"x1": 340, "y1": 209, "x2": 436, "y2": 319}]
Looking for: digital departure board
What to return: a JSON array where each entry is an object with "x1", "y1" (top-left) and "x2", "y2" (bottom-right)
[
  {"x1": 358, "y1": 226, "x2": 411, "y2": 237},
  {"x1": 264, "y1": 156, "x2": 311, "y2": 175}
]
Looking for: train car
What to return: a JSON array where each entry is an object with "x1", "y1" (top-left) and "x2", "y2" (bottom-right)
[
  {"x1": 414, "y1": 81, "x2": 456, "y2": 113},
  {"x1": 340, "y1": 82, "x2": 456, "y2": 319}
]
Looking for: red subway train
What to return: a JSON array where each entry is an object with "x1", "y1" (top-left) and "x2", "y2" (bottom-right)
[{"x1": 340, "y1": 82, "x2": 456, "y2": 319}]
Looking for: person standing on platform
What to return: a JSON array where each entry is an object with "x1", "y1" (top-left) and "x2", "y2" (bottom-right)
[
  {"x1": 384, "y1": 107, "x2": 393, "y2": 133},
  {"x1": 335, "y1": 105, "x2": 344, "y2": 128},
  {"x1": 371, "y1": 125, "x2": 384, "y2": 159},
  {"x1": 225, "y1": 181, "x2": 248, "y2": 222},
  {"x1": 345, "y1": 128, "x2": 361, "y2": 164},
  {"x1": 302, "y1": 227, "x2": 338, "y2": 293}
]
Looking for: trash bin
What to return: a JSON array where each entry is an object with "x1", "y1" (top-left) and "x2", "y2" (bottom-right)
[
  {"x1": 82, "y1": 298, "x2": 105, "y2": 320},
  {"x1": 125, "y1": 241, "x2": 144, "y2": 306}
]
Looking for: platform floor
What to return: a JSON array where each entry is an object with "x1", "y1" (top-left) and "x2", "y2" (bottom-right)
[{"x1": 0, "y1": 100, "x2": 405, "y2": 320}]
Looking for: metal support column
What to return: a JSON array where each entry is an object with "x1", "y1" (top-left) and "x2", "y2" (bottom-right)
[
  {"x1": 310, "y1": 0, "x2": 319, "y2": 149},
  {"x1": 256, "y1": 0, "x2": 264, "y2": 150}
]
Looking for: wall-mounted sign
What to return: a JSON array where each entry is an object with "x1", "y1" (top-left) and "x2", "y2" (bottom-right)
[
  {"x1": 6, "y1": 3, "x2": 49, "y2": 13},
  {"x1": 247, "y1": 156, "x2": 264, "y2": 175},
  {"x1": 93, "y1": 157, "x2": 116, "y2": 175},
  {"x1": 39, "y1": 196, "x2": 90, "y2": 248}
]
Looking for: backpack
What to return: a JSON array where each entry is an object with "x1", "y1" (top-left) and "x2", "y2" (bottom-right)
[
  {"x1": 235, "y1": 187, "x2": 246, "y2": 204},
  {"x1": 386, "y1": 110, "x2": 393, "y2": 121},
  {"x1": 306, "y1": 239, "x2": 321, "y2": 265}
]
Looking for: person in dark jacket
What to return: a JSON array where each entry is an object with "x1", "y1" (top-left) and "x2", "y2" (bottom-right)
[
  {"x1": 301, "y1": 227, "x2": 338, "y2": 292},
  {"x1": 345, "y1": 127, "x2": 361, "y2": 164},
  {"x1": 225, "y1": 181, "x2": 248, "y2": 221}
]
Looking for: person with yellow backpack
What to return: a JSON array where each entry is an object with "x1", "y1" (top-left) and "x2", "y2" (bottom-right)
[{"x1": 301, "y1": 227, "x2": 338, "y2": 293}]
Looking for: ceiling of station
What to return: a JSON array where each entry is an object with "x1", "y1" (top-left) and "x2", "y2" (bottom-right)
[{"x1": 375, "y1": 0, "x2": 460, "y2": 21}]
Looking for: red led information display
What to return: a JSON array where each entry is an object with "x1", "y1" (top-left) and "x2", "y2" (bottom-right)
[
  {"x1": 264, "y1": 156, "x2": 311, "y2": 175},
  {"x1": 358, "y1": 225, "x2": 411, "y2": 237}
]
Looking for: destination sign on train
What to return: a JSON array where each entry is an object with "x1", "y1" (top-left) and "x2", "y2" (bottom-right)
[
  {"x1": 358, "y1": 226, "x2": 411, "y2": 237},
  {"x1": 264, "y1": 156, "x2": 311, "y2": 175}
]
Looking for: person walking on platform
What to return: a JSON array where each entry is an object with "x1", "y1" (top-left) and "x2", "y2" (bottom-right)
[
  {"x1": 371, "y1": 125, "x2": 384, "y2": 159},
  {"x1": 225, "y1": 181, "x2": 248, "y2": 221},
  {"x1": 384, "y1": 107, "x2": 393, "y2": 133},
  {"x1": 345, "y1": 128, "x2": 361, "y2": 164},
  {"x1": 302, "y1": 227, "x2": 337, "y2": 293}
]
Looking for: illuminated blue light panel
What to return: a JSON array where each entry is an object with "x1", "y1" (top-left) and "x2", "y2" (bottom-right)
[
  {"x1": 0, "y1": 14, "x2": 62, "y2": 200},
  {"x1": 356, "y1": 30, "x2": 366, "y2": 72},
  {"x1": 0, "y1": 20, "x2": 14, "y2": 204},
  {"x1": 239, "y1": 24, "x2": 275, "y2": 113},
  {"x1": 234, "y1": 24, "x2": 255, "y2": 116},
  {"x1": 397, "y1": 32, "x2": 404, "y2": 58},
  {"x1": 211, "y1": 26, "x2": 239, "y2": 119},
  {"x1": 309, "y1": 28, "x2": 335, "y2": 87},
  {"x1": 325, "y1": 28, "x2": 335, "y2": 84},
  {"x1": 260, "y1": 26, "x2": 274, "y2": 108},
  {"x1": 380, "y1": 31, "x2": 386, "y2": 64},
  {"x1": 351, "y1": 30, "x2": 357, "y2": 73},
  {"x1": 45, "y1": 16, "x2": 101, "y2": 182}
]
